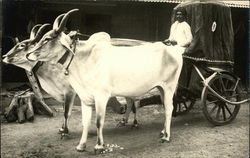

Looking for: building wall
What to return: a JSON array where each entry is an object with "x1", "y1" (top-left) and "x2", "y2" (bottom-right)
[
  {"x1": 2, "y1": 1, "x2": 248, "y2": 87},
  {"x1": 35, "y1": 2, "x2": 175, "y2": 41},
  {"x1": 231, "y1": 8, "x2": 249, "y2": 87}
]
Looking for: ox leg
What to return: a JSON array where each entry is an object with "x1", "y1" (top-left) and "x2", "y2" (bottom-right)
[
  {"x1": 131, "y1": 100, "x2": 139, "y2": 129},
  {"x1": 159, "y1": 88, "x2": 165, "y2": 138},
  {"x1": 158, "y1": 85, "x2": 174, "y2": 143},
  {"x1": 94, "y1": 95, "x2": 110, "y2": 154},
  {"x1": 59, "y1": 92, "x2": 76, "y2": 137},
  {"x1": 117, "y1": 97, "x2": 133, "y2": 127},
  {"x1": 76, "y1": 101, "x2": 92, "y2": 152}
]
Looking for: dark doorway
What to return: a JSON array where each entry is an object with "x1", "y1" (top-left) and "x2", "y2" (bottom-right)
[{"x1": 85, "y1": 14, "x2": 111, "y2": 35}]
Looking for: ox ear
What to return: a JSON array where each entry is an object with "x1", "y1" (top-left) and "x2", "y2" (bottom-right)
[
  {"x1": 30, "y1": 24, "x2": 42, "y2": 39},
  {"x1": 14, "y1": 37, "x2": 20, "y2": 44},
  {"x1": 59, "y1": 33, "x2": 74, "y2": 54}
]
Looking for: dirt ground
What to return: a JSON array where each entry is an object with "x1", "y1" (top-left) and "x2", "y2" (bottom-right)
[{"x1": 1, "y1": 92, "x2": 249, "y2": 158}]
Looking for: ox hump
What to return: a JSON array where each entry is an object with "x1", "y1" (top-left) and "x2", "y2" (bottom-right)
[{"x1": 88, "y1": 32, "x2": 111, "y2": 44}]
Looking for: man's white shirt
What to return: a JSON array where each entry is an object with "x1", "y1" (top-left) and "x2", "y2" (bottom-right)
[{"x1": 168, "y1": 21, "x2": 193, "y2": 47}]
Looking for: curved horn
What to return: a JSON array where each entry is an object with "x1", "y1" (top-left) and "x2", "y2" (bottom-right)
[
  {"x1": 30, "y1": 24, "x2": 42, "y2": 39},
  {"x1": 55, "y1": 9, "x2": 79, "y2": 33},
  {"x1": 31, "y1": 23, "x2": 51, "y2": 43},
  {"x1": 14, "y1": 37, "x2": 20, "y2": 44},
  {"x1": 53, "y1": 13, "x2": 65, "y2": 30}
]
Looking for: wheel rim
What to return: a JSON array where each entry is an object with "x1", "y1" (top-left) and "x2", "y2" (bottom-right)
[
  {"x1": 173, "y1": 88, "x2": 196, "y2": 116},
  {"x1": 202, "y1": 73, "x2": 241, "y2": 125}
]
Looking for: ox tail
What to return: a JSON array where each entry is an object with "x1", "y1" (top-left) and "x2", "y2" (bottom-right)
[
  {"x1": 139, "y1": 95, "x2": 162, "y2": 108},
  {"x1": 131, "y1": 102, "x2": 136, "y2": 113}
]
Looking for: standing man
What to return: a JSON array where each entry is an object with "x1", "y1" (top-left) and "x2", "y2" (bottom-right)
[{"x1": 164, "y1": 8, "x2": 193, "y2": 47}]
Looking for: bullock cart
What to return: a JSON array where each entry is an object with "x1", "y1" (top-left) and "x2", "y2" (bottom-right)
[
  {"x1": 113, "y1": 1, "x2": 249, "y2": 126},
  {"x1": 175, "y1": 55, "x2": 248, "y2": 126},
  {"x1": 170, "y1": 1, "x2": 249, "y2": 125}
]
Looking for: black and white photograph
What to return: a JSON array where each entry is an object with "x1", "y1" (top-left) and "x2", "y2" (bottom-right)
[{"x1": 1, "y1": 0, "x2": 249, "y2": 157}]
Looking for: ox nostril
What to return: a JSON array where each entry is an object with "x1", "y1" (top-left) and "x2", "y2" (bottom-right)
[
  {"x1": 8, "y1": 58, "x2": 13, "y2": 62},
  {"x1": 2, "y1": 57, "x2": 9, "y2": 64}
]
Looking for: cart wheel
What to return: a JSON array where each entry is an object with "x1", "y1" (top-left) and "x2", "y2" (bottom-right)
[
  {"x1": 173, "y1": 88, "x2": 196, "y2": 117},
  {"x1": 201, "y1": 73, "x2": 241, "y2": 125}
]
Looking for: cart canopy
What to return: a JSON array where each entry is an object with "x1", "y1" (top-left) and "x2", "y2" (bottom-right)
[{"x1": 173, "y1": 0, "x2": 234, "y2": 61}]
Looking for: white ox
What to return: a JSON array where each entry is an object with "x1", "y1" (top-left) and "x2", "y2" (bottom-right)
[
  {"x1": 2, "y1": 20, "x2": 76, "y2": 135},
  {"x1": 27, "y1": 9, "x2": 184, "y2": 153}
]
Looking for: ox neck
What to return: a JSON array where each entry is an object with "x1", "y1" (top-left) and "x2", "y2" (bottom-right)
[
  {"x1": 32, "y1": 61, "x2": 44, "y2": 73},
  {"x1": 58, "y1": 37, "x2": 78, "y2": 75}
]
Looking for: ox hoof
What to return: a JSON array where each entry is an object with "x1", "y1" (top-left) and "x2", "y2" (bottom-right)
[
  {"x1": 60, "y1": 133, "x2": 70, "y2": 139},
  {"x1": 116, "y1": 119, "x2": 126, "y2": 127},
  {"x1": 160, "y1": 138, "x2": 170, "y2": 143},
  {"x1": 58, "y1": 127, "x2": 69, "y2": 134},
  {"x1": 131, "y1": 120, "x2": 139, "y2": 129},
  {"x1": 159, "y1": 132, "x2": 164, "y2": 138},
  {"x1": 59, "y1": 128, "x2": 69, "y2": 139},
  {"x1": 159, "y1": 131, "x2": 169, "y2": 143},
  {"x1": 76, "y1": 144, "x2": 86, "y2": 152},
  {"x1": 26, "y1": 116, "x2": 34, "y2": 122},
  {"x1": 131, "y1": 123, "x2": 139, "y2": 129}
]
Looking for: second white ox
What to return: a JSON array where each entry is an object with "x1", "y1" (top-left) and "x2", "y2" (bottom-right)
[
  {"x1": 27, "y1": 9, "x2": 184, "y2": 153},
  {"x1": 2, "y1": 21, "x2": 76, "y2": 135}
]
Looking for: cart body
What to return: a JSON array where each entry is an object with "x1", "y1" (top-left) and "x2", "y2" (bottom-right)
[{"x1": 171, "y1": 1, "x2": 249, "y2": 125}]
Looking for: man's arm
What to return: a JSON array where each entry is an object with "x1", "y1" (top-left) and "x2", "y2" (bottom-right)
[
  {"x1": 168, "y1": 22, "x2": 176, "y2": 41},
  {"x1": 178, "y1": 22, "x2": 193, "y2": 47},
  {"x1": 164, "y1": 22, "x2": 177, "y2": 45}
]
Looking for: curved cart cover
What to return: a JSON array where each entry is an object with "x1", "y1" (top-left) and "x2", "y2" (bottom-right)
[
  {"x1": 173, "y1": 0, "x2": 234, "y2": 61},
  {"x1": 173, "y1": 1, "x2": 235, "y2": 91}
]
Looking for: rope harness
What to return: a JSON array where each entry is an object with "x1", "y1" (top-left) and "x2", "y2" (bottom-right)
[
  {"x1": 64, "y1": 35, "x2": 78, "y2": 75},
  {"x1": 57, "y1": 31, "x2": 79, "y2": 75},
  {"x1": 182, "y1": 55, "x2": 234, "y2": 66}
]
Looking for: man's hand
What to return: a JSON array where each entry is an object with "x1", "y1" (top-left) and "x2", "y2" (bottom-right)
[
  {"x1": 170, "y1": 40, "x2": 177, "y2": 46},
  {"x1": 183, "y1": 48, "x2": 189, "y2": 55},
  {"x1": 163, "y1": 39, "x2": 178, "y2": 46},
  {"x1": 163, "y1": 39, "x2": 171, "y2": 46}
]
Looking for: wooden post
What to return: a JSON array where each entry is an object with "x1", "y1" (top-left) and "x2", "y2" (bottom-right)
[{"x1": 25, "y1": 70, "x2": 54, "y2": 116}]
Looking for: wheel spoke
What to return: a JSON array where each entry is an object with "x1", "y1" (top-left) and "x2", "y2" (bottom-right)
[
  {"x1": 209, "y1": 104, "x2": 218, "y2": 115},
  {"x1": 211, "y1": 83, "x2": 220, "y2": 94},
  {"x1": 219, "y1": 77, "x2": 226, "y2": 92},
  {"x1": 224, "y1": 104, "x2": 233, "y2": 116},
  {"x1": 183, "y1": 102, "x2": 188, "y2": 110},
  {"x1": 224, "y1": 78, "x2": 230, "y2": 89},
  {"x1": 207, "y1": 100, "x2": 219, "y2": 105},
  {"x1": 216, "y1": 106, "x2": 221, "y2": 120},
  {"x1": 222, "y1": 105, "x2": 227, "y2": 121},
  {"x1": 207, "y1": 91, "x2": 218, "y2": 100},
  {"x1": 174, "y1": 88, "x2": 195, "y2": 115},
  {"x1": 178, "y1": 103, "x2": 181, "y2": 112}
]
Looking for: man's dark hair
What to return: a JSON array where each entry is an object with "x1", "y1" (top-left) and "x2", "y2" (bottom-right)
[{"x1": 176, "y1": 7, "x2": 187, "y2": 18}]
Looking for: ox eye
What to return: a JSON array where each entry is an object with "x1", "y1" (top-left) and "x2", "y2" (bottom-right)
[
  {"x1": 43, "y1": 37, "x2": 52, "y2": 44},
  {"x1": 44, "y1": 37, "x2": 52, "y2": 41},
  {"x1": 42, "y1": 39, "x2": 50, "y2": 44},
  {"x1": 18, "y1": 44, "x2": 26, "y2": 49}
]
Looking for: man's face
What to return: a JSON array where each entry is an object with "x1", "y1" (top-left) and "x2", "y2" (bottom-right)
[{"x1": 176, "y1": 11, "x2": 184, "y2": 22}]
